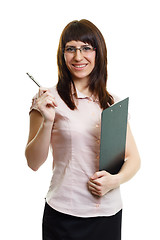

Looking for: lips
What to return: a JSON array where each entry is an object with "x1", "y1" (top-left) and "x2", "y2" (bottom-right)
[{"x1": 72, "y1": 64, "x2": 88, "y2": 69}]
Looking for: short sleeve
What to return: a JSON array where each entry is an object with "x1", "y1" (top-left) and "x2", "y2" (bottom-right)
[
  {"x1": 112, "y1": 94, "x2": 121, "y2": 104},
  {"x1": 112, "y1": 93, "x2": 131, "y2": 120},
  {"x1": 29, "y1": 93, "x2": 41, "y2": 114}
]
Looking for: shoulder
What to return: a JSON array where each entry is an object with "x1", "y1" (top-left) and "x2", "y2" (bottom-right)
[
  {"x1": 112, "y1": 94, "x2": 121, "y2": 103},
  {"x1": 49, "y1": 85, "x2": 69, "y2": 110},
  {"x1": 109, "y1": 92, "x2": 121, "y2": 104},
  {"x1": 49, "y1": 85, "x2": 63, "y2": 104},
  {"x1": 49, "y1": 85, "x2": 58, "y2": 95},
  {"x1": 110, "y1": 92, "x2": 131, "y2": 120}
]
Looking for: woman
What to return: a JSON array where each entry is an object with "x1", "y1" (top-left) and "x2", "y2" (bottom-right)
[{"x1": 25, "y1": 19, "x2": 141, "y2": 240}]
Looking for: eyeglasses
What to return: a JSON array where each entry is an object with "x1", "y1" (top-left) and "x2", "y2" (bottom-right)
[{"x1": 63, "y1": 45, "x2": 96, "y2": 55}]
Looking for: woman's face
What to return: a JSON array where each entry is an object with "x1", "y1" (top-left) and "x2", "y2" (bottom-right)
[{"x1": 64, "y1": 40, "x2": 96, "y2": 83}]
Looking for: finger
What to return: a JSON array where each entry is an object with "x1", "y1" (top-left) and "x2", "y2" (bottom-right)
[
  {"x1": 46, "y1": 98, "x2": 57, "y2": 108},
  {"x1": 91, "y1": 191, "x2": 101, "y2": 197},
  {"x1": 88, "y1": 181, "x2": 101, "y2": 190},
  {"x1": 39, "y1": 86, "x2": 49, "y2": 92},
  {"x1": 88, "y1": 182, "x2": 102, "y2": 196},
  {"x1": 90, "y1": 171, "x2": 107, "y2": 180},
  {"x1": 38, "y1": 87, "x2": 48, "y2": 97},
  {"x1": 88, "y1": 185, "x2": 99, "y2": 193},
  {"x1": 39, "y1": 92, "x2": 58, "y2": 107},
  {"x1": 42, "y1": 91, "x2": 55, "y2": 100},
  {"x1": 39, "y1": 96, "x2": 56, "y2": 107},
  {"x1": 48, "y1": 97, "x2": 57, "y2": 107},
  {"x1": 37, "y1": 97, "x2": 56, "y2": 111},
  {"x1": 89, "y1": 187, "x2": 101, "y2": 197}
]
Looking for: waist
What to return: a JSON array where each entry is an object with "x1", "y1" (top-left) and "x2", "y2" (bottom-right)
[{"x1": 46, "y1": 170, "x2": 122, "y2": 217}]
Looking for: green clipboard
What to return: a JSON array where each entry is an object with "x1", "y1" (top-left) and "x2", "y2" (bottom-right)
[{"x1": 99, "y1": 97, "x2": 129, "y2": 174}]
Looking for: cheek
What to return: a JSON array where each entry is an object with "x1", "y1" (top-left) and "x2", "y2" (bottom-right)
[
  {"x1": 93, "y1": 58, "x2": 96, "y2": 67},
  {"x1": 90, "y1": 57, "x2": 96, "y2": 69},
  {"x1": 93, "y1": 53, "x2": 96, "y2": 65},
  {"x1": 64, "y1": 58, "x2": 69, "y2": 72},
  {"x1": 64, "y1": 55, "x2": 72, "y2": 69},
  {"x1": 64, "y1": 54, "x2": 68, "y2": 66},
  {"x1": 89, "y1": 53, "x2": 96, "y2": 67}
]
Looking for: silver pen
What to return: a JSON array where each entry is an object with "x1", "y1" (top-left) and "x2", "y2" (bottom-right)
[{"x1": 26, "y1": 72, "x2": 41, "y2": 87}]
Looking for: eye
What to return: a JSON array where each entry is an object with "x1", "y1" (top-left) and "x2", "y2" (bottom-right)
[
  {"x1": 65, "y1": 47, "x2": 75, "y2": 53},
  {"x1": 82, "y1": 46, "x2": 92, "y2": 52}
]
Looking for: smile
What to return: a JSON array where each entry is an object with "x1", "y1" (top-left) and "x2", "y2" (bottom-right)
[{"x1": 72, "y1": 64, "x2": 88, "y2": 69}]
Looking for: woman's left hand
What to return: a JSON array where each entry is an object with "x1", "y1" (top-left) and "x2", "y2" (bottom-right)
[{"x1": 88, "y1": 171, "x2": 120, "y2": 197}]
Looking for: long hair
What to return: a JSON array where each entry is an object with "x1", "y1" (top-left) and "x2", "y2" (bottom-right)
[{"x1": 57, "y1": 19, "x2": 114, "y2": 110}]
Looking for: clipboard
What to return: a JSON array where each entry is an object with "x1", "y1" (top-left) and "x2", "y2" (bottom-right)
[{"x1": 99, "y1": 97, "x2": 129, "y2": 174}]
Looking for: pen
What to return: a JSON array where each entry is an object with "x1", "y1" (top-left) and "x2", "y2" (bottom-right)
[{"x1": 26, "y1": 72, "x2": 41, "y2": 87}]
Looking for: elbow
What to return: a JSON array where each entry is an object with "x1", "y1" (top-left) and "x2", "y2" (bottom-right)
[
  {"x1": 25, "y1": 145, "x2": 48, "y2": 171},
  {"x1": 26, "y1": 156, "x2": 39, "y2": 172},
  {"x1": 25, "y1": 150, "x2": 39, "y2": 172},
  {"x1": 27, "y1": 162, "x2": 39, "y2": 171},
  {"x1": 137, "y1": 156, "x2": 141, "y2": 172},
  {"x1": 133, "y1": 154, "x2": 141, "y2": 175}
]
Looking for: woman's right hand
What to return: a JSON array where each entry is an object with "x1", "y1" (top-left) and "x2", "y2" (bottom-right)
[{"x1": 36, "y1": 87, "x2": 57, "y2": 123}]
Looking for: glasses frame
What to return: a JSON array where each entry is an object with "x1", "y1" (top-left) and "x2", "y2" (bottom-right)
[{"x1": 63, "y1": 45, "x2": 96, "y2": 55}]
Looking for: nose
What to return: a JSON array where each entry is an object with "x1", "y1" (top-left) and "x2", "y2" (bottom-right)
[{"x1": 74, "y1": 49, "x2": 83, "y2": 61}]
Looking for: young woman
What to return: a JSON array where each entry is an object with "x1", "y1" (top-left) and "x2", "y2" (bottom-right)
[{"x1": 25, "y1": 19, "x2": 141, "y2": 240}]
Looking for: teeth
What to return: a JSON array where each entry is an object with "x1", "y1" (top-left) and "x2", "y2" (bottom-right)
[{"x1": 74, "y1": 64, "x2": 86, "y2": 68}]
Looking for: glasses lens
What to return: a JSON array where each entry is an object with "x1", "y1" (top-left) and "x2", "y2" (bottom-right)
[
  {"x1": 81, "y1": 46, "x2": 93, "y2": 53},
  {"x1": 64, "y1": 45, "x2": 95, "y2": 55},
  {"x1": 65, "y1": 47, "x2": 76, "y2": 53}
]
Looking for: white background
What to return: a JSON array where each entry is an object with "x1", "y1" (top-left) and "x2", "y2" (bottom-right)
[{"x1": 0, "y1": 0, "x2": 160, "y2": 239}]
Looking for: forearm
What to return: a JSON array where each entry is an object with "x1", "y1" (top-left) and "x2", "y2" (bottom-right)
[
  {"x1": 117, "y1": 123, "x2": 141, "y2": 185},
  {"x1": 25, "y1": 120, "x2": 53, "y2": 171},
  {"x1": 117, "y1": 155, "x2": 141, "y2": 185}
]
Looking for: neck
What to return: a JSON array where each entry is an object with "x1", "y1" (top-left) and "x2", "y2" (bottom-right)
[{"x1": 73, "y1": 79, "x2": 92, "y2": 97}]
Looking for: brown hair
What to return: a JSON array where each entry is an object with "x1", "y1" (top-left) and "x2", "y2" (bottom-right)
[{"x1": 57, "y1": 19, "x2": 114, "y2": 110}]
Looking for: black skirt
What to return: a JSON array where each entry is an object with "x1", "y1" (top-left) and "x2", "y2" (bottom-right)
[{"x1": 42, "y1": 202, "x2": 122, "y2": 240}]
